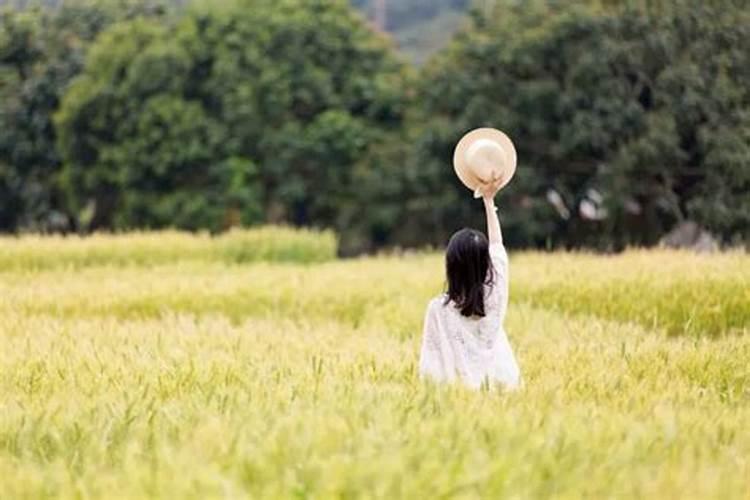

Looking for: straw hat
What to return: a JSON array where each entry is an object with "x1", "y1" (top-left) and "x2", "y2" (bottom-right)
[{"x1": 453, "y1": 128, "x2": 517, "y2": 197}]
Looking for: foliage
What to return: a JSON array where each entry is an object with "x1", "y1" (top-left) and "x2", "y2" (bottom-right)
[
  {"x1": 410, "y1": 0, "x2": 750, "y2": 249},
  {"x1": 55, "y1": 17, "x2": 255, "y2": 231},
  {"x1": 0, "y1": 0, "x2": 171, "y2": 232},
  {"x1": 55, "y1": 0, "x2": 410, "y2": 235},
  {"x1": 1, "y1": 0, "x2": 749, "y2": 251},
  {"x1": 1, "y1": 246, "x2": 749, "y2": 497},
  {"x1": 0, "y1": 225, "x2": 336, "y2": 270}
]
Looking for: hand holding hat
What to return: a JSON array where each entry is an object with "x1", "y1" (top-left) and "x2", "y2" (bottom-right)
[
  {"x1": 453, "y1": 128, "x2": 517, "y2": 198},
  {"x1": 475, "y1": 171, "x2": 506, "y2": 199}
]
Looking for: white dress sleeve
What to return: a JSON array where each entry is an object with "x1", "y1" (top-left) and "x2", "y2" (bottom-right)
[
  {"x1": 486, "y1": 241, "x2": 521, "y2": 389},
  {"x1": 485, "y1": 241, "x2": 509, "y2": 323}
]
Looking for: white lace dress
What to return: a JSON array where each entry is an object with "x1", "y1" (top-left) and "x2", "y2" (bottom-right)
[{"x1": 419, "y1": 241, "x2": 521, "y2": 390}]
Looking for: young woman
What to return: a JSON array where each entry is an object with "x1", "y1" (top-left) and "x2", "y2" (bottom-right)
[{"x1": 418, "y1": 176, "x2": 521, "y2": 390}]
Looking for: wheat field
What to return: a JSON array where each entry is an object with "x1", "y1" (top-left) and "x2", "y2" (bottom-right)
[{"x1": 1, "y1": 230, "x2": 749, "y2": 499}]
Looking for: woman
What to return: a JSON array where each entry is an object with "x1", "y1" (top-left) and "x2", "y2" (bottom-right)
[{"x1": 418, "y1": 175, "x2": 521, "y2": 390}]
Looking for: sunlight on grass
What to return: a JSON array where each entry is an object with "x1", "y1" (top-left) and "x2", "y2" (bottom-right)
[{"x1": 0, "y1": 236, "x2": 748, "y2": 498}]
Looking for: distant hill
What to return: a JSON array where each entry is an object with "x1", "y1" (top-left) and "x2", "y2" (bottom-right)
[
  {"x1": 351, "y1": 0, "x2": 471, "y2": 64},
  {"x1": 0, "y1": 0, "x2": 470, "y2": 65}
]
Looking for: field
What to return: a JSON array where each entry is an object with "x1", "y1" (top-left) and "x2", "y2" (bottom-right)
[{"x1": 1, "y1": 229, "x2": 749, "y2": 499}]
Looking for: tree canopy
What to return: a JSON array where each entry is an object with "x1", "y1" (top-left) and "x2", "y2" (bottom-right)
[
  {"x1": 54, "y1": 0, "x2": 410, "y2": 235},
  {"x1": 1, "y1": 0, "x2": 749, "y2": 251},
  {"x1": 406, "y1": 0, "x2": 750, "y2": 249},
  {"x1": 0, "y1": 0, "x2": 171, "y2": 231}
]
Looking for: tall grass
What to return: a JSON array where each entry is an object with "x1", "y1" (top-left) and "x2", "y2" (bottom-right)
[
  {"x1": 512, "y1": 250, "x2": 750, "y2": 336},
  {"x1": 0, "y1": 226, "x2": 337, "y2": 271},
  {"x1": 0, "y1": 239, "x2": 748, "y2": 497},
  {"x1": 2, "y1": 248, "x2": 746, "y2": 337},
  {"x1": 1, "y1": 309, "x2": 748, "y2": 497}
]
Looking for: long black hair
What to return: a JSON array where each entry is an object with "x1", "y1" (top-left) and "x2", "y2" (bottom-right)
[{"x1": 444, "y1": 228, "x2": 495, "y2": 317}]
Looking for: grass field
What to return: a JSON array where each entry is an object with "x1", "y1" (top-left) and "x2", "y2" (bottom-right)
[{"x1": 1, "y1": 230, "x2": 749, "y2": 498}]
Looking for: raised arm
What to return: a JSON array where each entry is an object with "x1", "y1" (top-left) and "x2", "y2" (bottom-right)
[
  {"x1": 477, "y1": 176, "x2": 505, "y2": 245},
  {"x1": 483, "y1": 196, "x2": 502, "y2": 245},
  {"x1": 477, "y1": 176, "x2": 509, "y2": 321}
]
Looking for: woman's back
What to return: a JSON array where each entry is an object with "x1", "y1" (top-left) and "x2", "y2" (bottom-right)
[{"x1": 419, "y1": 240, "x2": 520, "y2": 389}]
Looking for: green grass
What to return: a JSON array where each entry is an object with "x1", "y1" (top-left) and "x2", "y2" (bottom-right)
[
  {"x1": 2, "y1": 248, "x2": 744, "y2": 337},
  {"x1": 1, "y1": 240, "x2": 749, "y2": 498},
  {"x1": 512, "y1": 250, "x2": 750, "y2": 336},
  {"x1": 0, "y1": 226, "x2": 337, "y2": 271}
]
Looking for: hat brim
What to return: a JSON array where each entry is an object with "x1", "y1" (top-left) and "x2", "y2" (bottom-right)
[{"x1": 453, "y1": 128, "x2": 517, "y2": 192}]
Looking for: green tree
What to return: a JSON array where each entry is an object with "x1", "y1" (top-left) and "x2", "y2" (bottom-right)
[
  {"x1": 56, "y1": 18, "x2": 260, "y2": 230},
  {"x1": 56, "y1": 0, "x2": 409, "y2": 237},
  {"x1": 1, "y1": 6, "x2": 57, "y2": 231},
  {"x1": 0, "y1": 0, "x2": 171, "y2": 231},
  {"x1": 408, "y1": 0, "x2": 750, "y2": 249},
  {"x1": 604, "y1": 1, "x2": 750, "y2": 245}
]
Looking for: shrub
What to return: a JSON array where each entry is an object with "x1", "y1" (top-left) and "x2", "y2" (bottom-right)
[{"x1": 0, "y1": 226, "x2": 337, "y2": 271}]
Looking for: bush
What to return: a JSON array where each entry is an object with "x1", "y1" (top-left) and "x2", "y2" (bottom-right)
[
  {"x1": 216, "y1": 227, "x2": 338, "y2": 264},
  {"x1": 0, "y1": 226, "x2": 337, "y2": 271}
]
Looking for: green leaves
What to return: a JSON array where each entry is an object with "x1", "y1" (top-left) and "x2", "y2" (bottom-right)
[
  {"x1": 409, "y1": 0, "x2": 750, "y2": 249},
  {"x1": 51, "y1": 0, "x2": 408, "y2": 235},
  {"x1": 0, "y1": 0, "x2": 174, "y2": 232},
  {"x1": 2, "y1": 0, "x2": 749, "y2": 250}
]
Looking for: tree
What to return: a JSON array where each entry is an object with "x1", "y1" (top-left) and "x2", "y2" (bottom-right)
[
  {"x1": 407, "y1": 0, "x2": 750, "y2": 249},
  {"x1": 0, "y1": 0, "x2": 171, "y2": 232},
  {"x1": 0, "y1": 6, "x2": 58, "y2": 231},
  {"x1": 56, "y1": 0, "x2": 410, "y2": 237},
  {"x1": 605, "y1": 1, "x2": 750, "y2": 244},
  {"x1": 55, "y1": 18, "x2": 260, "y2": 230}
]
